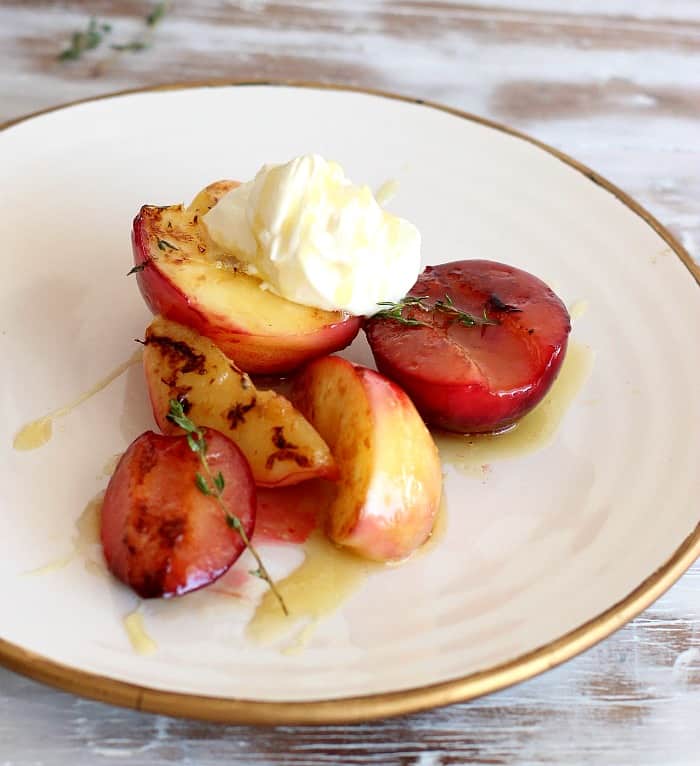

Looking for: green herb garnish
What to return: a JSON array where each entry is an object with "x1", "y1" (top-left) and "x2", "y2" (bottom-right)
[
  {"x1": 487, "y1": 294, "x2": 522, "y2": 314},
  {"x1": 434, "y1": 294, "x2": 500, "y2": 327},
  {"x1": 375, "y1": 295, "x2": 431, "y2": 327},
  {"x1": 111, "y1": 40, "x2": 149, "y2": 52},
  {"x1": 375, "y1": 294, "x2": 500, "y2": 328},
  {"x1": 59, "y1": 3, "x2": 168, "y2": 65},
  {"x1": 127, "y1": 261, "x2": 149, "y2": 276},
  {"x1": 146, "y1": 1, "x2": 168, "y2": 27},
  {"x1": 167, "y1": 399, "x2": 288, "y2": 616},
  {"x1": 58, "y1": 17, "x2": 112, "y2": 60}
]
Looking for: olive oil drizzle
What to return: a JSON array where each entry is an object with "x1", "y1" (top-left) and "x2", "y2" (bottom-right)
[
  {"x1": 25, "y1": 492, "x2": 105, "y2": 576},
  {"x1": 435, "y1": 341, "x2": 593, "y2": 477},
  {"x1": 124, "y1": 605, "x2": 158, "y2": 656},
  {"x1": 247, "y1": 533, "x2": 375, "y2": 649},
  {"x1": 13, "y1": 350, "x2": 143, "y2": 451}
]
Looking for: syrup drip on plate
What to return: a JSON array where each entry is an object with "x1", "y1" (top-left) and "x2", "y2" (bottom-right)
[
  {"x1": 435, "y1": 341, "x2": 593, "y2": 477},
  {"x1": 26, "y1": 492, "x2": 105, "y2": 576},
  {"x1": 123, "y1": 605, "x2": 158, "y2": 656},
  {"x1": 247, "y1": 494, "x2": 447, "y2": 654},
  {"x1": 13, "y1": 350, "x2": 142, "y2": 451},
  {"x1": 246, "y1": 532, "x2": 376, "y2": 650},
  {"x1": 18, "y1": 340, "x2": 588, "y2": 657}
]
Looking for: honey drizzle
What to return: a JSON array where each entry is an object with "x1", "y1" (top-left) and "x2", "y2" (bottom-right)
[
  {"x1": 124, "y1": 605, "x2": 158, "y2": 655},
  {"x1": 435, "y1": 341, "x2": 593, "y2": 477},
  {"x1": 13, "y1": 350, "x2": 142, "y2": 451},
  {"x1": 247, "y1": 533, "x2": 375, "y2": 650}
]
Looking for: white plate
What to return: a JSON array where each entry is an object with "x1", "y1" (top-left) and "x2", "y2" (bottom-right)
[{"x1": 1, "y1": 83, "x2": 699, "y2": 724}]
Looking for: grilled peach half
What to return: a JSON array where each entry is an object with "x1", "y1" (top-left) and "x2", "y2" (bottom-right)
[
  {"x1": 365, "y1": 260, "x2": 571, "y2": 433},
  {"x1": 292, "y1": 357, "x2": 442, "y2": 562},
  {"x1": 101, "y1": 429, "x2": 256, "y2": 598},
  {"x1": 143, "y1": 316, "x2": 338, "y2": 488},
  {"x1": 132, "y1": 181, "x2": 361, "y2": 374}
]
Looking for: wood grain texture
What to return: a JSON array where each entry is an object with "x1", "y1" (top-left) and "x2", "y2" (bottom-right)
[{"x1": 2, "y1": 1, "x2": 699, "y2": 763}]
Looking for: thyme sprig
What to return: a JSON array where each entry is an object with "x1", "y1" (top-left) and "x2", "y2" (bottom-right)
[
  {"x1": 375, "y1": 294, "x2": 500, "y2": 328},
  {"x1": 434, "y1": 293, "x2": 499, "y2": 327},
  {"x1": 375, "y1": 295, "x2": 431, "y2": 327},
  {"x1": 167, "y1": 399, "x2": 288, "y2": 616},
  {"x1": 58, "y1": 18, "x2": 112, "y2": 60},
  {"x1": 127, "y1": 261, "x2": 149, "y2": 276},
  {"x1": 58, "y1": 2, "x2": 169, "y2": 62},
  {"x1": 146, "y1": 1, "x2": 168, "y2": 27},
  {"x1": 110, "y1": 1, "x2": 169, "y2": 53}
]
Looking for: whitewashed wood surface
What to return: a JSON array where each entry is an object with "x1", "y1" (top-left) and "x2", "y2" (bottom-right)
[{"x1": 1, "y1": 1, "x2": 699, "y2": 764}]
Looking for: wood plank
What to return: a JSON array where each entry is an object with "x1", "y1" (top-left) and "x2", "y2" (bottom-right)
[{"x1": 1, "y1": 2, "x2": 699, "y2": 763}]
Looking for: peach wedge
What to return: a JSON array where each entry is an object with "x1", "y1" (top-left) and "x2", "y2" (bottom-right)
[
  {"x1": 143, "y1": 316, "x2": 338, "y2": 488},
  {"x1": 292, "y1": 357, "x2": 442, "y2": 561},
  {"x1": 132, "y1": 181, "x2": 361, "y2": 374}
]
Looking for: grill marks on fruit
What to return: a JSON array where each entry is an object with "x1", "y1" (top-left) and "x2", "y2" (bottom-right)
[
  {"x1": 173, "y1": 387, "x2": 193, "y2": 414},
  {"x1": 487, "y1": 293, "x2": 522, "y2": 313},
  {"x1": 134, "y1": 440, "x2": 158, "y2": 483},
  {"x1": 272, "y1": 426, "x2": 295, "y2": 450},
  {"x1": 145, "y1": 207, "x2": 200, "y2": 263},
  {"x1": 145, "y1": 333, "x2": 208, "y2": 387},
  {"x1": 126, "y1": 485, "x2": 188, "y2": 598},
  {"x1": 266, "y1": 450, "x2": 311, "y2": 469},
  {"x1": 265, "y1": 426, "x2": 311, "y2": 469},
  {"x1": 226, "y1": 397, "x2": 257, "y2": 429}
]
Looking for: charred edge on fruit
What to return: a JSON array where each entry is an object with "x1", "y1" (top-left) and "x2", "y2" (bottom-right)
[
  {"x1": 135, "y1": 502, "x2": 185, "y2": 545},
  {"x1": 265, "y1": 450, "x2": 311, "y2": 470},
  {"x1": 226, "y1": 398, "x2": 257, "y2": 429},
  {"x1": 157, "y1": 517, "x2": 186, "y2": 547},
  {"x1": 135, "y1": 442, "x2": 159, "y2": 483},
  {"x1": 127, "y1": 260, "x2": 150, "y2": 276},
  {"x1": 156, "y1": 237, "x2": 179, "y2": 252},
  {"x1": 126, "y1": 502, "x2": 188, "y2": 597},
  {"x1": 265, "y1": 427, "x2": 309, "y2": 469},
  {"x1": 146, "y1": 334, "x2": 208, "y2": 387},
  {"x1": 271, "y1": 426, "x2": 297, "y2": 450},
  {"x1": 173, "y1": 387, "x2": 193, "y2": 414},
  {"x1": 487, "y1": 294, "x2": 522, "y2": 313}
]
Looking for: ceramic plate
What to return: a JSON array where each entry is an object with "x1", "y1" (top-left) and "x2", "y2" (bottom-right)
[{"x1": 1, "y1": 83, "x2": 699, "y2": 724}]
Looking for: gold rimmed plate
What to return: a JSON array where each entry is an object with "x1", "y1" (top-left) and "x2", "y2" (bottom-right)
[{"x1": 1, "y1": 82, "x2": 699, "y2": 724}]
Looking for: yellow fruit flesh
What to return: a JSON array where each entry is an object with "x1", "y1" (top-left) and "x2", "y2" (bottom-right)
[
  {"x1": 296, "y1": 363, "x2": 374, "y2": 542},
  {"x1": 294, "y1": 359, "x2": 441, "y2": 561},
  {"x1": 144, "y1": 317, "x2": 336, "y2": 487},
  {"x1": 139, "y1": 182, "x2": 348, "y2": 336}
]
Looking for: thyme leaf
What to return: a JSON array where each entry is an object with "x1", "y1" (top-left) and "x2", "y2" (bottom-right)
[
  {"x1": 127, "y1": 261, "x2": 149, "y2": 276},
  {"x1": 374, "y1": 294, "x2": 500, "y2": 328},
  {"x1": 374, "y1": 295, "x2": 431, "y2": 327},
  {"x1": 487, "y1": 293, "x2": 522, "y2": 313},
  {"x1": 146, "y1": 1, "x2": 168, "y2": 27},
  {"x1": 111, "y1": 41, "x2": 149, "y2": 52},
  {"x1": 434, "y1": 294, "x2": 499, "y2": 327},
  {"x1": 167, "y1": 400, "x2": 288, "y2": 616},
  {"x1": 58, "y1": 17, "x2": 112, "y2": 61}
]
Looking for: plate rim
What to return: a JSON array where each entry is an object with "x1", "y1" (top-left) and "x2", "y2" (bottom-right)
[{"x1": 2, "y1": 79, "x2": 699, "y2": 725}]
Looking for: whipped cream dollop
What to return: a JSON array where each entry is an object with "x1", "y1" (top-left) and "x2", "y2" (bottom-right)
[{"x1": 202, "y1": 154, "x2": 421, "y2": 316}]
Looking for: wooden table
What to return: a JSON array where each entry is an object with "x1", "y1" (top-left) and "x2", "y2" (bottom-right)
[{"x1": 2, "y1": 2, "x2": 699, "y2": 763}]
